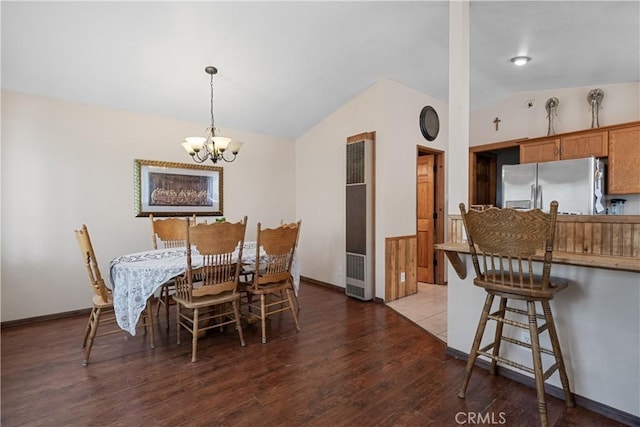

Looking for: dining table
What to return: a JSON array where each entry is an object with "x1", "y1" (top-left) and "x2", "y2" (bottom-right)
[{"x1": 109, "y1": 242, "x2": 300, "y2": 335}]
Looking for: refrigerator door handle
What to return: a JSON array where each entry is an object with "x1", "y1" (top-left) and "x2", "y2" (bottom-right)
[
  {"x1": 530, "y1": 184, "x2": 536, "y2": 209},
  {"x1": 536, "y1": 185, "x2": 543, "y2": 208}
]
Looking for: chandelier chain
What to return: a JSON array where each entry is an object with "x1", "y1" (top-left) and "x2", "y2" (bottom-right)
[{"x1": 210, "y1": 72, "x2": 215, "y2": 132}]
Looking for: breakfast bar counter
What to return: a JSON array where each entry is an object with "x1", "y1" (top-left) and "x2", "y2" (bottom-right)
[{"x1": 438, "y1": 214, "x2": 640, "y2": 278}]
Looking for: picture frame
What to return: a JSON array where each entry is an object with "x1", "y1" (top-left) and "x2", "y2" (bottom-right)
[{"x1": 134, "y1": 159, "x2": 223, "y2": 217}]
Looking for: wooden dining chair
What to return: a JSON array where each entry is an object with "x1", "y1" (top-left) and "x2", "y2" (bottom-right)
[
  {"x1": 239, "y1": 220, "x2": 302, "y2": 311},
  {"x1": 288, "y1": 220, "x2": 302, "y2": 311},
  {"x1": 149, "y1": 214, "x2": 193, "y2": 328},
  {"x1": 173, "y1": 216, "x2": 248, "y2": 362},
  {"x1": 240, "y1": 221, "x2": 301, "y2": 344},
  {"x1": 74, "y1": 224, "x2": 155, "y2": 366},
  {"x1": 457, "y1": 201, "x2": 574, "y2": 427}
]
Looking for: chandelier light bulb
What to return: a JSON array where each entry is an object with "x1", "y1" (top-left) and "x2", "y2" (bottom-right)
[{"x1": 510, "y1": 56, "x2": 531, "y2": 66}]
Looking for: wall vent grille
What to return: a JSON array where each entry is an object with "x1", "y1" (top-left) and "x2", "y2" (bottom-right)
[
  {"x1": 346, "y1": 284, "x2": 365, "y2": 299},
  {"x1": 346, "y1": 141, "x2": 365, "y2": 185},
  {"x1": 346, "y1": 253, "x2": 365, "y2": 281}
]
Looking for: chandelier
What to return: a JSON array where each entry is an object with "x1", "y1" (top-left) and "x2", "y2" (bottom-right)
[{"x1": 181, "y1": 66, "x2": 243, "y2": 164}]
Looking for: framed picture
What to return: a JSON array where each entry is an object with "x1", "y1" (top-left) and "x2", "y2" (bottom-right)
[{"x1": 134, "y1": 159, "x2": 223, "y2": 217}]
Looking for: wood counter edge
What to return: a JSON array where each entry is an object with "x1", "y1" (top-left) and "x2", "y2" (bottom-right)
[
  {"x1": 435, "y1": 242, "x2": 640, "y2": 275},
  {"x1": 448, "y1": 214, "x2": 640, "y2": 223}
]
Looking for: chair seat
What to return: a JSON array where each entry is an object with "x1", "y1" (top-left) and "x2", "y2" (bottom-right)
[
  {"x1": 239, "y1": 280, "x2": 291, "y2": 295},
  {"x1": 173, "y1": 291, "x2": 239, "y2": 309},
  {"x1": 475, "y1": 273, "x2": 568, "y2": 300}
]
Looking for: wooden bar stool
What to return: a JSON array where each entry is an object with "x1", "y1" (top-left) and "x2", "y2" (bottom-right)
[{"x1": 457, "y1": 201, "x2": 574, "y2": 427}]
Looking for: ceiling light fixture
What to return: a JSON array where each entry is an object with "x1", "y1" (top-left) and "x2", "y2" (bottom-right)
[
  {"x1": 510, "y1": 56, "x2": 531, "y2": 66},
  {"x1": 181, "y1": 66, "x2": 243, "y2": 164}
]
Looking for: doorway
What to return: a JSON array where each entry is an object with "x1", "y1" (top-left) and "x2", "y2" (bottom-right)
[
  {"x1": 469, "y1": 140, "x2": 522, "y2": 207},
  {"x1": 474, "y1": 152, "x2": 497, "y2": 206},
  {"x1": 416, "y1": 146, "x2": 445, "y2": 285}
]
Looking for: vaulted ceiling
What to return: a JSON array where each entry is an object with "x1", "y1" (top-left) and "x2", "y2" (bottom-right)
[{"x1": 2, "y1": 1, "x2": 638, "y2": 139}]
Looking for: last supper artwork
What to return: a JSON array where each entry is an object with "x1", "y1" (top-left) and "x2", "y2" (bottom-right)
[{"x1": 148, "y1": 172, "x2": 215, "y2": 207}]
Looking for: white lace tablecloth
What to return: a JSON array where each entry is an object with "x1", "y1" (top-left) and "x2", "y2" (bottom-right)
[{"x1": 109, "y1": 242, "x2": 299, "y2": 335}]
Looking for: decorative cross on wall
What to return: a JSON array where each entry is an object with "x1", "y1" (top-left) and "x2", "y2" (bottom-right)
[{"x1": 493, "y1": 117, "x2": 501, "y2": 131}]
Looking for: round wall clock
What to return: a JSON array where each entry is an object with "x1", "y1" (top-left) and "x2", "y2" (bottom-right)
[{"x1": 419, "y1": 106, "x2": 439, "y2": 141}]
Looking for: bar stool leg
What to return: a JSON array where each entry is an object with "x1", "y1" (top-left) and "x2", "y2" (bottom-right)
[
  {"x1": 490, "y1": 297, "x2": 508, "y2": 376},
  {"x1": 527, "y1": 301, "x2": 548, "y2": 427},
  {"x1": 542, "y1": 300, "x2": 575, "y2": 407},
  {"x1": 459, "y1": 293, "x2": 495, "y2": 399}
]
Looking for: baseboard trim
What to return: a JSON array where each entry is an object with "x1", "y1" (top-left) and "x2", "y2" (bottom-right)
[
  {"x1": 300, "y1": 276, "x2": 383, "y2": 303},
  {"x1": 300, "y1": 276, "x2": 345, "y2": 293},
  {"x1": 445, "y1": 346, "x2": 639, "y2": 426},
  {"x1": 2, "y1": 279, "x2": 350, "y2": 328},
  {"x1": 1, "y1": 308, "x2": 92, "y2": 329}
]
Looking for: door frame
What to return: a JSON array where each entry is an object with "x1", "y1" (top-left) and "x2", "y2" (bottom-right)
[
  {"x1": 468, "y1": 138, "x2": 526, "y2": 205},
  {"x1": 416, "y1": 145, "x2": 445, "y2": 285}
]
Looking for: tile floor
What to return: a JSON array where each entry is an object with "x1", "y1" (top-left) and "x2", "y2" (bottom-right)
[{"x1": 385, "y1": 282, "x2": 447, "y2": 343}]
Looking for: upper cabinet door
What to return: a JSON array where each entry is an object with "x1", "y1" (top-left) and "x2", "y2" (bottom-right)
[
  {"x1": 608, "y1": 125, "x2": 640, "y2": 194},
  {"x1": 520, "y1": 138, "x2": 560, "y2": 164},
  {"x1": 561, "y1": 130, "x2": 608, "y2": 160}
]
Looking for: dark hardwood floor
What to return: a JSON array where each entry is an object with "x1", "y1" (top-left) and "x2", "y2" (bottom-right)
[{"x1": 1, "y1": 281, "x2": 623, "y2": 426}]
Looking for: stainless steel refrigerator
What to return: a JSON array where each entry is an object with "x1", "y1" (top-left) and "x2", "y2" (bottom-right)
[{"x1": 502, "y1": 157, "x2": 606, "y2": 214}]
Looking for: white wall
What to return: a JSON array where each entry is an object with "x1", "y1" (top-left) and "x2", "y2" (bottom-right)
[
  {"x1": 294, "y1": 79, "x2": 448, "y2": 299},
  {"x1": 470, "y1": 82, "x2": 640, "y2": 146},
  {"x1": 1, "y1": 90, "x2": 295, "y2": 322}
]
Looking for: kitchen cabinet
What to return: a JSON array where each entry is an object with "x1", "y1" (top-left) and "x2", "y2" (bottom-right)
[
  {"x1": 561, "y1": 130, "x2": 608, "y2": 159},
  {"x1": 608, "y1": 124, "x2": 640, "y2": 194},
  {"x1": 520, "y1": 130, "x2": 608, "y2": 164},
  {"x1": 520, "y1": 137, "x2": 560, "y2": 163}
]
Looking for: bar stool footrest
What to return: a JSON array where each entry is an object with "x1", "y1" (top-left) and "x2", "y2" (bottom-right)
[
  {"x1": 477, "y1": 349, "x2": 535, "y2": 375},
  {"x1": 500, "y1": 336, "x2": 555, "y2": 356}
]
